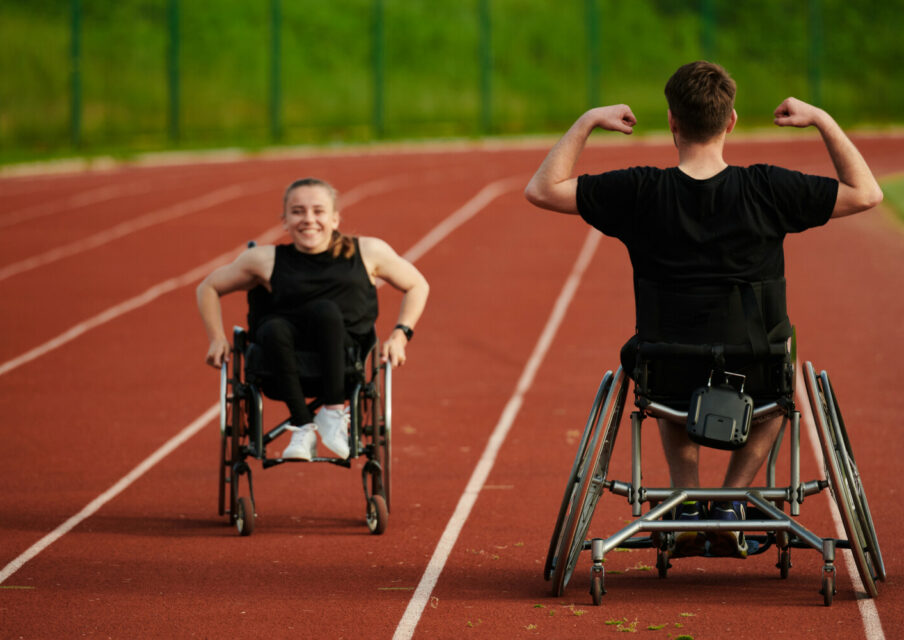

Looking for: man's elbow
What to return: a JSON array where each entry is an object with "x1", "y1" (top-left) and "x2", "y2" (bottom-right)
[
  {"x1": 524, "y1": 182, "x2": 546, "y2": 208},
  {"x1": 865, "y1": 185, "x2": 884, "y2": 210},
  {"x1": 524, "y1": 183, "x2": 575, "y2": 213}
]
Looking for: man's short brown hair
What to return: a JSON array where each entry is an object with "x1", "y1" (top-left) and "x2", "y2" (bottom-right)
[{"x1": 664, "y1": 61, "x2": 736, "y2": 143}]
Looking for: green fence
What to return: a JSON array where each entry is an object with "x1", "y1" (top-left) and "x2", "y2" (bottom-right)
[{"x1": 1, "y1": 0, "x2": 902, "y2": 161}]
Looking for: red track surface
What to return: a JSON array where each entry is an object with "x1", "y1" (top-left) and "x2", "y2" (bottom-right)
[{"x1": 1, "y1": 136, "x2": 902, "y2": 638}]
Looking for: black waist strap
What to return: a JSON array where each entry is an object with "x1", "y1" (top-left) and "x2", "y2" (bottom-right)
[{"x1": 633, "y1": 277, "x2": 791, "y2": 356}]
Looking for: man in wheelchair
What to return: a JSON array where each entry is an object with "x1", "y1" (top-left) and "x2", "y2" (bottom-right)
[
  {"x1": 197, "y1": 177, "x2": 429, "y2": 461},
  {"x1": 525, "y1": 61, "x2": 882, "y2": 557}
]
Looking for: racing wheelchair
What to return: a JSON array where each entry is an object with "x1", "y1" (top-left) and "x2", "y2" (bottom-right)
[
  {"x1": 218, "y1": 324, "x2": 392, "y2": 536},
  {"x1": 545, "y1": 339, "x2": 885, "y2": 606}
]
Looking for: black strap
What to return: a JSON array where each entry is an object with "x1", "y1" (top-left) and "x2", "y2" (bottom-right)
[{"x1": 738, "y1": 281, "x2": 770, "y2": 357}]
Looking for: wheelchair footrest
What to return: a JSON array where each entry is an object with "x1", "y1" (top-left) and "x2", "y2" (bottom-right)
[{"x1": 262, "y1": 457, "x2": 352, "y2": 469}]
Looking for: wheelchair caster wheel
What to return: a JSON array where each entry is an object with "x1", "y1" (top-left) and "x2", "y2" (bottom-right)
[
  {"x1": 656, "y1": 549, "x2": 671, "y2": 579},
  {"x1": 590, "y1": 572, "x2": 605, "y2": 605},
  {"x1": 366, "y1": 494, "x2": 388, "y2": 535},
  {"x1": 820, "y1": 567, "x2": 836, "y2": 606},
  {"x1": 778, "y1": 548, "x2": 791, "y2": 579},
  {"x1": 235, "y1": 496, "x2": 254, "y2": 536}
]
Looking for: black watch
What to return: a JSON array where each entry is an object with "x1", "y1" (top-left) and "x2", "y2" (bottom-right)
[{"x1": 394, "y1": 324, "x2": 414, "y2": 341}]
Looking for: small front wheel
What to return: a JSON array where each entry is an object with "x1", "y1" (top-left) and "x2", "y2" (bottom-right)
[
  {"x1": 236, "y1": 496, "x2": 254, "y2": 536},
  {"x1": 590, "y1": 573, "x2": 605, "y2": 605},
  {"x1": 821, "y1": 569, "x2": 836, "y2": 606},
  {"x1": 366, "y1": 495, "x2": 388, "y2": 535},
  {"x1": 778, "y1": 548, "x2": 791, "y2": 579}
]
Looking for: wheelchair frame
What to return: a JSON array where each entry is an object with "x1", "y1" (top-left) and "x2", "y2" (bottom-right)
[
  {"x1": 545, "y1": 360, "x2": 885, "y2": 606},
  {"x1": 218, "y1": 325, "x2": 392, "y2": 536}
]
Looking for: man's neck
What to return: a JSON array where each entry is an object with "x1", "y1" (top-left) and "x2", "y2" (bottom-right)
[{"x1": 676, "y1": 137, "x2": 728, "y2": 180}]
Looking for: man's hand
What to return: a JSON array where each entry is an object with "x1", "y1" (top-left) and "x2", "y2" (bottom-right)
[
  {"x1": 586, "y1": 104, "x2": 637, "y2": 135},
  {"x1": 773, "y1": 97, "x2": 825, "y2": 128}
]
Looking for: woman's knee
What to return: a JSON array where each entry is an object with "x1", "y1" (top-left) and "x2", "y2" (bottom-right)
[{"x1": 256, "y1": 316, "x2": 296, "y2": 349}]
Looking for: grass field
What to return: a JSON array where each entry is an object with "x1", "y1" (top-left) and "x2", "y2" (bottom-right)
[{"x1": 2, "y1": 0, "x2": 903, "y2": 163}]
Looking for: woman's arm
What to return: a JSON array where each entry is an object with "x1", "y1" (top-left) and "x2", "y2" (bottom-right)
[
  {"x1": 196, "y1": 245, "x2": 274, "y2": 368},
  {"x1": 359, "y1": 237, "x2": 429, "y2": 367}
]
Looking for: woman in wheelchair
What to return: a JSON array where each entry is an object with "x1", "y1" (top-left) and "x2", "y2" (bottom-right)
[{"x1": 197, "y1": 177, "x2": 428, "y2": 461}]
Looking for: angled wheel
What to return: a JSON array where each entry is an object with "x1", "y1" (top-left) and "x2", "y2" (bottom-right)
[
  {"x1": 367, "y1": 494, "x2": 388, "y2": 535},
  {"x1": 805, "y1": 363, "x2": 883, "y2": 597},
  {"x1": 544, "y1": 371, "x2": 614, "y2": 581},
  {"x1": 377, "y1": 362, "x2": 392, "y2": 511},
  {"x1": 549, "y1": 367, "x2": 628, "y2": 596}
]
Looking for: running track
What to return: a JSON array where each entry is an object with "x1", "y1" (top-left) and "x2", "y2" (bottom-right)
[{"x1": 1, "y1": 135, "x2": 902, "y2": 639}]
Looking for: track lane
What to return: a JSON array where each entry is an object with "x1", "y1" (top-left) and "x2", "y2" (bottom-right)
[{"x1": 1, "y1": 137, "x2": 901, "y2": 638}]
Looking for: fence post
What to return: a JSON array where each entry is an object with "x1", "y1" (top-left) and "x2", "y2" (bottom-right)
[
  {"x1": 808, "y1": 0, "x2": 823, "y2": 107},
  {"x1": 701, "y1": 0, "x2": 715, "y2": 60},
  {"x1": 372, "y1": 0, "x2": 385, "y2": 138},
  {"x1": 270, "y1": 0, "x2": 283, "y2": 142},
  {"x1": 167, "y1": 0, "x2": 180, "y2": 143},
  {"x1": 70, "y1": 0, "x2": 82, "y2": 148},
  {"x1": 479, "y1": 0, "x2": 492, "y2": 134},
  {"x1": 585, "y1": 0, "x2": 600, "y2": 108}
]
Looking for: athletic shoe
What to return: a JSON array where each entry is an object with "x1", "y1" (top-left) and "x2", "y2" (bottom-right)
[
  {"x1": 708, "y1": 501, "x2": 749, "y2": 558},
  {"x1": 315, "y1": 406, "x2": 350, "y2": 459},
  {"x1": 668, "y1": 500, "x2": 707, "y2": 557},
  {"x1": 282, "y1": 424, "x2": 317, "y2": 460}
]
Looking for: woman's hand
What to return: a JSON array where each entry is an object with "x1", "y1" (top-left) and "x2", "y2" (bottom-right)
[{"x1": 381, "y1": 330, "x2": 408, "y2": 367}]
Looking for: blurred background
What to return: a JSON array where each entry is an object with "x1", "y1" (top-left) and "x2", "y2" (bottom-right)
[{"x1": 1, "y1": 0, "x2": 903, "y2": 165}]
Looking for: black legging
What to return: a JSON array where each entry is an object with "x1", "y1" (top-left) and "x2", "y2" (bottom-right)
[{"x1": 255, "y1": 299, "x2": 347, "y2": 426}]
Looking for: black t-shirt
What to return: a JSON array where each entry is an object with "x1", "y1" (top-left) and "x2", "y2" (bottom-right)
[
  {"x1": 248, "y1": 239, "x2": 379, "y2": 338},
  {"x1": 576, "y1": 164, "x2": 838, "y2": 285}
]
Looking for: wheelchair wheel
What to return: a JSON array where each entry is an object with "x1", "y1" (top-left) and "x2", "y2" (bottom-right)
[
  {"x1": 805, "y1": 363, "x2": 883, "y2": 597},
  {"x1": 366, "y1": 494, "x2": 388, "y2": 535},
  {"x1": 544, "y1": 371, "x2": 614, "y2": 581},
  {"x1": 236, "y1": 496, "x2": 254, "y2": 536},
  {"x1": 549, "y1": 367, "x2": 628, "y2": 597},
  {"x1": 377, "y1": 363, "x2": 392, "y2": 511}
]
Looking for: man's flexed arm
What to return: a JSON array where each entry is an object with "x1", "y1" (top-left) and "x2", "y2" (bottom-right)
[
  {"x1": 774, "y1": 97, "x2": 883, "y2": 218},
  {"x1": 525, "y1": 105, "x2": 637, "y2": 214}
]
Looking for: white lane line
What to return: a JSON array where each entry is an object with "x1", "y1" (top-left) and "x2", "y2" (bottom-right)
[
  {"x1": 0, "y1": 180, "x2": 155, "y2": 229},
  {"x1": 0, "y1": 180, "x2": 273, "y2": 282},
  {"x1": 393, "y1": 230, "x2": 601, "y2": 640},
  {"x1": 797, "y1": 364, "x2": 885, "y2": 640},
  {"x1": 0, "y1": 175, "x2": 523, "y2": 380},
  {"x1": 0, "y1": 405, "x2": 219, "y2": 586},
  {"x1": 0, "y1": 174, "x2": 523, "y2": 583}
]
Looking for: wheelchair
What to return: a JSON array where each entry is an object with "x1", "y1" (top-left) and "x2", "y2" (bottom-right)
[
  {"x1": 545, "y1": 339, "x2": 885, "y2": 606},
  {"x1": 218, "y1": 324, "x2": 392, "y2": 536}
]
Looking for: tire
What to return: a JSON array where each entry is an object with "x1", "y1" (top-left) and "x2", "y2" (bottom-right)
[
  {"x1": 367, "y1": 494, "x2": 389, "y2": 535},
  {"x1": 544, "y1": 372, "x2": 614, "y2": 581},
  {"x1": 778, "y1": 548, "x2": 791, "y2": 579},
  {"x1": 805, "y1": 364, "x2": 882, "y2": 598},
  {"x1": 236, "y1": 496, "x2": 254, "y2": 536},
  {"x1": 550, "y1": 368, "x2": 628, "y2": 597},
  {"x1": 590, "y1": 573, "x2": 604, "y2": 605}
]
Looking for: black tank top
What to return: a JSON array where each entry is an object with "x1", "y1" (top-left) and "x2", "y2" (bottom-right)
[{"x1": 247, "y1": 238, "x2": 378, "y2": 337}]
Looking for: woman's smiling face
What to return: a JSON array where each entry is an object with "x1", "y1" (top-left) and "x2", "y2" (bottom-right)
[{"x1": 282, "y1": 184, "x2": 340, "y2": 254}]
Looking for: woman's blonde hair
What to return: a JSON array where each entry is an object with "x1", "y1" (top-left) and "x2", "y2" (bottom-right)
[{"x1": 282, "y1": 177, "x2": 355, "y2": 258}]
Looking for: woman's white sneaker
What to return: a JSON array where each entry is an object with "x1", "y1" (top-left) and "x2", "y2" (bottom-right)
[
  {"x1": 282, "y1": 424, "x2": 317, "y2": 460},
  {"x1": 315, "y1": 407, "x2": 350, "y2": 459}
]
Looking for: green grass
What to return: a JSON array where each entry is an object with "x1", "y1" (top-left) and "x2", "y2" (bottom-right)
[
  {"x1": 1, "y1": 0, "x2": 903, "y2": 163},
  {"x1": 880, "y1": 175, "x2": 904, "y2": 224}
]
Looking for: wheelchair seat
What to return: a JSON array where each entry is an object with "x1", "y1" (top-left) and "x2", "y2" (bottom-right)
[
  {"x1": 625, "y1": 338, "x2": 794, "y2": 411},
  {"x1": 242, "y1": 327, "x2": 375, "y2": 403}
]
